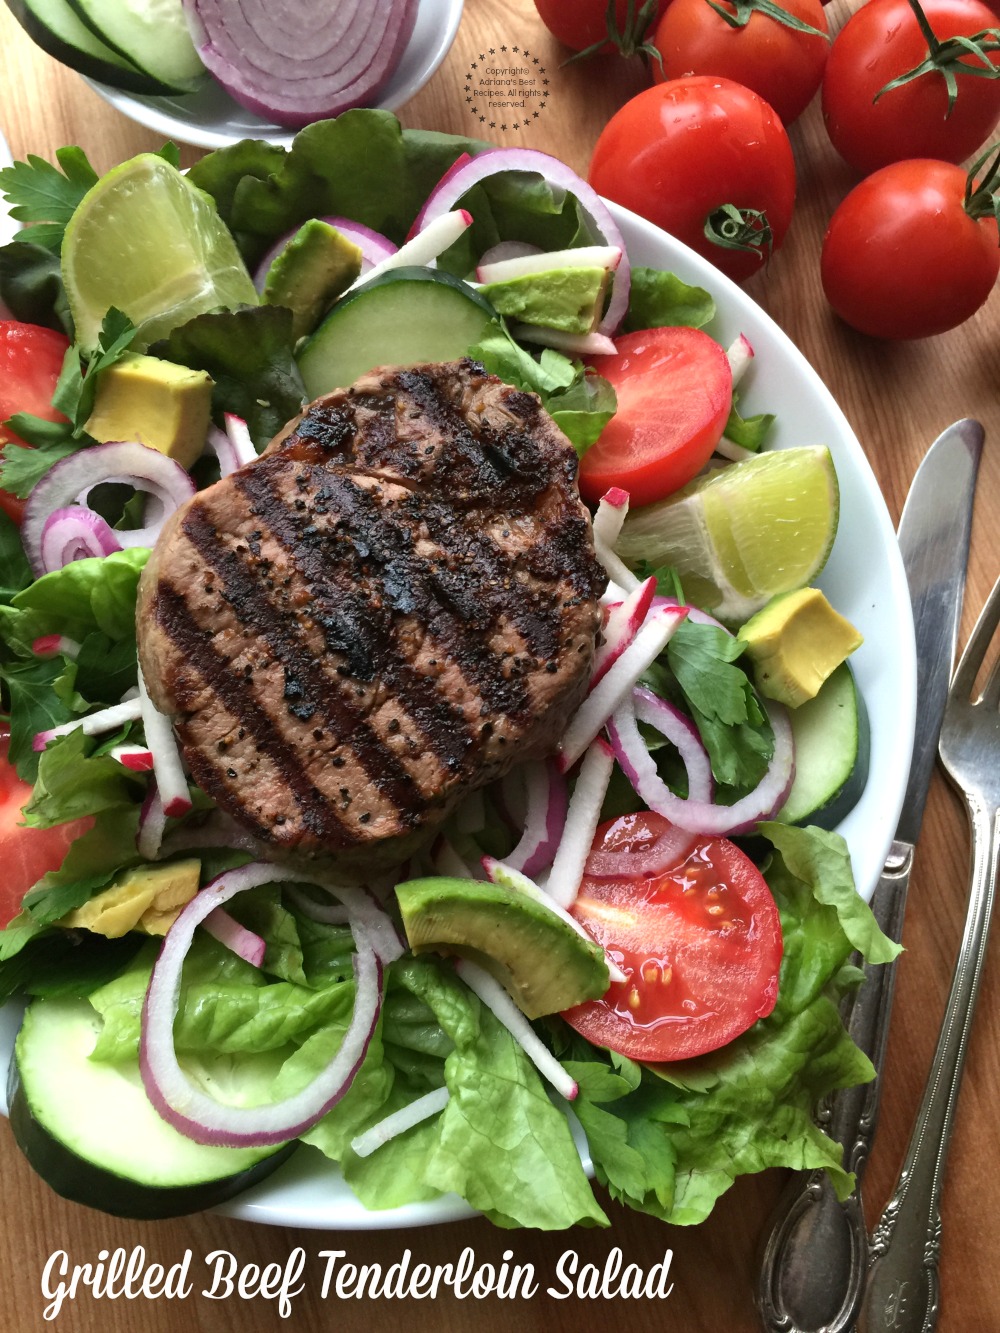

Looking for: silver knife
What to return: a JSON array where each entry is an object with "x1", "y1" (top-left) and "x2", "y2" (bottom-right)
[{"x1": 755, "y1": 418, "x2": 984, "y2": 1333}]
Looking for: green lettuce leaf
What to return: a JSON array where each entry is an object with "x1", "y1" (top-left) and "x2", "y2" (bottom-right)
[
  {"x1": 6, "y1": 547, "x2": 149, "y2": 644},
  {"x1": 623, "y1": 267, "x2": 715, "y2": 332}
]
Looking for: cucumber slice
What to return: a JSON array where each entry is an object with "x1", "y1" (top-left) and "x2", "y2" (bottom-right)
[
  {"x1": 776, "y1": 661, "x2": 870, "y2": 829},
  {"x1": 65, "y1": 0, "x2": 204, "y2": 92},
  {"x1": 297, "y1": 266, "x2": 496, "y2": 398},
  {"x1": 5, "y1": 0, "x2": 180, "y2": 94},
  {"x1": 10, "y1": 997, "x2": 294, "y2": 1219}
]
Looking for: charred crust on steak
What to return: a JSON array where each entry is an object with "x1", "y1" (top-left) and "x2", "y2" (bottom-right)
[{"x1": 137, "y1": 360, "x2": 604, "y2": 864}]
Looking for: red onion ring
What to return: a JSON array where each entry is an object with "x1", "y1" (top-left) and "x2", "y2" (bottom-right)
[
  {"x1": 21, "y1": 441, "x2": 196, "y2": 578},
  {"x1": 475, "y1": 241, "x2": 542, "y2": 273},
  {"x1": 39, "y1": 507, "x2": 122, "y2": 573},
  {"x1": 140, "y1": 862, "x2": 384, "y2": 1146},
  {"x1": 505, "y1": 760, "x2": 568, "y2": 878},
  {"x1": 203, "y1": 425, "x2": 241, "y2": 477},
  {"x1": 409, "y1": 147, "x2": 631, "y2": 335},
  {"x1": 285, "y1": 881, "x2": 405, "y2": 965},
  {"x1": 633, "y1": 685, "x2": 714, "y2": 804},
  {"x1": 584, "y1": 812, "x2": 695, "y2": 880},
  {"x1": 607, "y1": 693, "x2": 795, "y2": 836}
]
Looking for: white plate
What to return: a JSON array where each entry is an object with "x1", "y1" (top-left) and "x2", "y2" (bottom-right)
[
  {"x1": 81, "y1": 0, "x2": 464, "y2": 150},
  {"x1": 0, "y1": 128, "x2": 917, "y2": 1230}
]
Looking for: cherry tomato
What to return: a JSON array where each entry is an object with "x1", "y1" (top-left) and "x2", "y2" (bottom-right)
[
  {"x1": 821, "y1": 157, "x2": 1000, "y2": 339},
  {"x1": 0, "y1": 729, "x2": 93, "y2": 927},
  {"x1": 563, "y1": 812, "x2": 783, "y2": 1062},
  {"x1": 588, "y1": 77, "x2": 796, "y2": 282},
  {"x1": 652, "y1": 0, "x2": 829, "y2": 127},
  {"x1": 822, "y1": 0, "x2": 1000, "y2": 175},
  {"x1": 0, "y1": 321, "x2": 71, "y2": 525},
  {"x1": 534, "y1": 0, "x2": 671, "y2": 53},
  {"x1": 579, "y1": 326, "x2": 732, "y2": 505}
]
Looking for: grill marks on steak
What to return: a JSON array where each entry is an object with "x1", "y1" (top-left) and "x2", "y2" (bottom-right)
[{"x1": 138, "y1": 359, "x2": 604, "y2": 859}]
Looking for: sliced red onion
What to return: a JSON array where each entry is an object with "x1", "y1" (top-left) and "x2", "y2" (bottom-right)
[
  {"x1": 137, "y1": 672, "x2": 192, "y2": 818},
  {"x1": 32, "y1": 635, "x2": 82, "y2": 659},
  {"x1": 39, "y1": 507, "x2": 122, "y2": 573},
  {"x1": 726, "y1": 333, "x2": 754, "y2": 387},
  {"x1": 593, "y1": 488, "x2": 640, "y2": 594},
  {"x1": 476, "y1": 245, "x2": 622, "y2": 285},
  {"x1": 632, "y1": 685, "x2": 714, "y2": 804},
  {"x1": 324, "y1": 218, "x2": 398, "y2": 274},
  {"x1": 431, "y1": 836, "x2": 476, "y2": 881},
  {"x1": 513, "y1": 325, "x2": 617, "y2": 356},
  {"x1": 608, "y1": 693, "x2": 795, "y2": 836},
  {"x1": 156, "y1": 811, "x2": 264, "y2": 860},
  {"x1": 140, "y1": 862, "x2": 384, "y2": 1146},
  {"x1": 593, "y1": 577, "x2": 656, "y2": 688},
  {"x1": 584, "y1": 813, "x2": 695, "y2": 881},
  {"x1": 182, "y1": 0, "x2": 419, "y2": 128},
  {"x1": 203, "y1": 425, "x2": 241, "y2": 477},
  {"x1": 454, "y1": 958, "x2": 578, "y2": 1100},
  {"x1": 111, "y1": 744, "x2": 155, "y2": 773},
  {"x1": 286, "y1": 880, "x2": 405, "y2": 965},
  {"x1": 21, "y1": 441, "x2": 196, "y2": 578},
  {"x1": 505, "y1": 760, "x2": 568, "y2": 878},
  {"x1": 344, "y1": 210, "x2": 473, "y2": 297},
  {"x1": 34, "y1": 697, "x2": 143, "y2": 752},
  {"x1": 482, "y1": 856, "x2": 626, "y2": 984},
  {"x1": 545, "y1": 738, "x2": 616, "y2": 910},
  {"x1": 409, "y1": 147, "x2": 631, "y2": 335},
  {"x1": 476, "y1": 241, "x2": 542, "y2": 271},
  {"x1": 351, "y1": 1086, "x2": 450, "y2": 1159},
  {"x1": 137, "y1": 782, "x2": 167, "y2": 861},
  {"x1": 202, "y1": 907, "x2": 266, "y2": 968},
  {"x1": 286, "y1": 884, "x2": 350, "y2": 926},
  {"x1": 558, "y1": 604, "x2": 688, "y2": 771}
]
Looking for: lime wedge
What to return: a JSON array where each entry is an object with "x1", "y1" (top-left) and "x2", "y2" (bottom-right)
[
  {"x1": 62, "y1": 154, "x2": 257, "y2": 351},
  {"x1": 616, "y1": 446, "x2": 840, "y2": 623}
]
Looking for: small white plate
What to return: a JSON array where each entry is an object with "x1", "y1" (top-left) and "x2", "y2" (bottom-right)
[
  {"x1": 0, "y1": 129, "x2": 916, "y2": 1231},
  {"x1": 81, "y1": 0, "x2": 464, "y2": 151}
]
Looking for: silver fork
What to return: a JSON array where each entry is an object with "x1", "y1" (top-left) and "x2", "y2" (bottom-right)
[{"x1": 858, "y1": 574, "x2": 1000, "y2": 1333}]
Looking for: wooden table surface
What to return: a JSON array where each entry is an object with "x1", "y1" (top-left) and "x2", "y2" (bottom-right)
[{"x1": 1, "y1": 1, "x2": 998, "y2": 1329}]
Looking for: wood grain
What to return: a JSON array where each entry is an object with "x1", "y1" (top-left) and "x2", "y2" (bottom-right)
[{"x1": 0, "y1": 1, "x2": 998, "y2": 1329}]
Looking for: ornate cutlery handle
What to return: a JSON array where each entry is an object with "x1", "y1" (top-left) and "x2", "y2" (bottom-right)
[
  {"x1": 859, "y1": 802, "x2": 999, "y2": 1333},
  {"x1": 756, "y1": 848, "x2": 911, "y2": 1333}
]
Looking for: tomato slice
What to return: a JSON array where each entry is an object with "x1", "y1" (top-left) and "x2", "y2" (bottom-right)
[
  {"x1": 0, "y1": 320, "x2": 72, "y2": 525},
  {"x1": 563, "y1": 812, "x2": 782, "y2": 1061},
  {"x1": 0, "y1": 729, "x2": 92, "y2": 927},
  {"x1": 580, "y1": 325, "x2": 732, "y2": 507}
]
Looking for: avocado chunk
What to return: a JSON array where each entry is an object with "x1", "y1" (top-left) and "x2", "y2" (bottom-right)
[
  {"x1": 85, "y1": 353, "x2": 212, "y2": 470},
  {"x1": 396, "y1": 876, "x2": 609, "y2": 1020},
  {"x1": 477, "y1": 266, "x2": 610, "y2": 334},
  {"x1": 60, "y1": 859, "x2": 201, "y2": 938},
  {"x1": 738, "y1": 587, "x2": 863, "y2": 708},
  {"x1": 262, "y1": 219, "x2": 363, "y2": 340}
]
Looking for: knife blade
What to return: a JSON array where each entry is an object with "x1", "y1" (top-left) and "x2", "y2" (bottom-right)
[{"x1": 756, "y1": 418, "x2": 983, "y2": 1333}]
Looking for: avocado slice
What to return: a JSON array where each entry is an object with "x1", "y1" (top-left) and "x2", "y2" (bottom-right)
[
  {"x1": 477, "y1": 266, "x2": 610, "y2": 334},
  {"x1": 737, "y1": 587, "x2": 863, "y2": 708},
  {"x1": 59, "y1": 860, "x2": 201, "y2": 938},
  {"x1": 262, "y1": 219, "x2": 363, "y2": 340},
  {"x1": 85, "y1": 353, "x2": 213, "y2": 470},
  {"x1": 395, "y1": 876, "x2": 609, "y2": 1020}
]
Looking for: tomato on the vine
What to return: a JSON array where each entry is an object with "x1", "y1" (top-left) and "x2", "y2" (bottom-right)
[
  {"x1": 0, "y1": 730, "x2": 92, "y2": 927},
  {"x1": 588, "y1": 76, "x2": 796, "y2": 283},
  {"x1": 534, "y1": 0, "x2": 670, "y2": 55},
  {"x1": 579, "y1": 325, "x2": 732, "y2": 505},
  {"x1": 0, "y1": 320, "x2": 71, "y2": 526},
  {"x1": 821, "y1": 152, "x2": 1000, "y2": 339},
  {"x1": 562, "y1": 813, "x2": 783, "y2": 1062},
  {"x1": 822, "y1": 0, "x2": 1000, "y2": 175},
  {"x1": 651, "y1": 0, "x2": 830, "y2": 127}
]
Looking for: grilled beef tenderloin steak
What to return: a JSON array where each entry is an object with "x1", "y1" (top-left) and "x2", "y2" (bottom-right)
[{"x1": 137, "y1": 359, "x2": 605, "y2": 863}]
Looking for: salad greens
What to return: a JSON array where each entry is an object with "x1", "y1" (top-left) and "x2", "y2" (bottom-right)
[{"x1": 0, "y1": 110, "x2": 895, "y2": 1230}]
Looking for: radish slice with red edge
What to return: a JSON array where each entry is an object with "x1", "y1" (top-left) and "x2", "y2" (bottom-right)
[
  {"x1": 651, "y1": 594, "x2": 729, "y2": 633},
  {"x1": 202, "y1": 908, "x2": 265, "y2": 968},
  {"x1": 182, "y1": 0, "x2": 419, "y2": 129},
  {"x1": 343, "y1": 211, "x2": 473, "y2": 296},
  {"x1": 137, "y1": 782, "x2": 167, "y2": 861},
  {"x1": 203, "y1": 425, "x2": 241, "y2": 477},
  {"x1": 431, "y1": 836, "x2": 476, "y2": 881},
  {"x1": 513, "y1": 325, "x2": 617, "y2": 356},
  {"x1": 21, "y1": 441, "x2": 196, "y2": 578},
  {"x1": 592, "y1": 576, "x2": 657, "y2": 688},
  {"x1": 39, "y1": 507, "x2": 121, "y2": 573},
  {"x1": 33, "y1": 697, "x2": 143, "y2": 752},
  {"x1": 111, "y1": 744, "x2": 155, "y2": 772},
  {"x1": 141, "y1": 862, "x2": 384, "y2": 1146},
  {"x1": 223, "y1": 413, "x2": 256, "y2": 467},
  {"x1": 544, "y1": 738, "x2": 616, "y2": 909},
  {"x1": 32, "y1": 635, "x2": 81, "y2": 659},
  {"x1": 351, "y1": 1086, "x2": 450, "y2": 1159},
  {"x1": 726, "y1": 333, "x2": 754, "y2": 386},
  {"x1": 608, "y1": 692, "x2": 795, "y2": 836},
  {"x1": 475, "y1": 241, "x2": 542, "y2": 271},
  {"x1": 453, "y1": 958, "x2": 578, "y2": 1100},
  {"x1": 593, "y1": 489, "x2": 640, "y2": 593},
  {"x1": 409, "y1": 147, "x2": 631, "y2": 335},
  {"x1": 476, "y1": 245, "x2": 622, "y2": 285},
  {"x1": 137, "y1": 672, "x2": 192, "y2": 818},
  {"x1": 558, "y1": 603, "x2": 688, "y2": 771},
  {"x1": 504, "y1": 760, "x2": 568, "y2": 877}
]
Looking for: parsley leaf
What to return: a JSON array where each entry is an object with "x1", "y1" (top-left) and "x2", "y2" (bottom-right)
[{"x1": 0, "y1": 147, "x2": 99, "y2": 252}]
